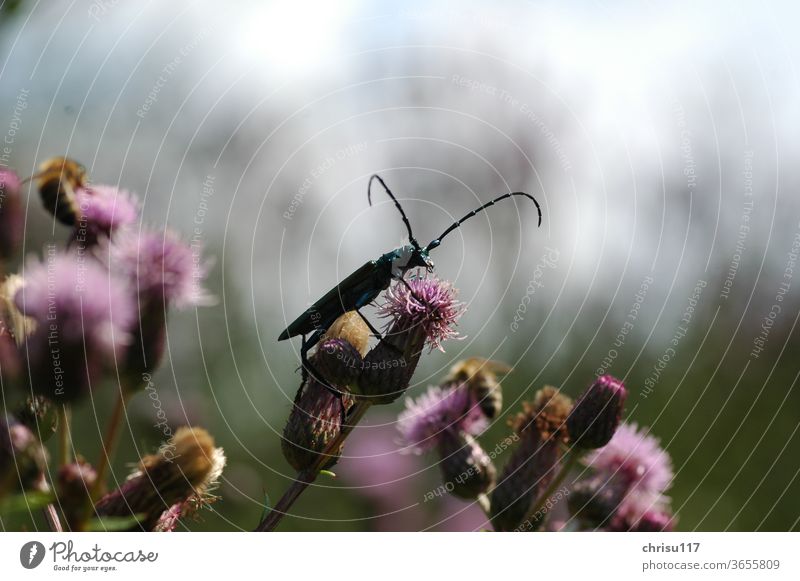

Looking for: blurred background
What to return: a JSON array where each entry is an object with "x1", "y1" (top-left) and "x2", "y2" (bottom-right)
[{"x1": 1, "y1": 0, "x2": 799, "y2": 531}]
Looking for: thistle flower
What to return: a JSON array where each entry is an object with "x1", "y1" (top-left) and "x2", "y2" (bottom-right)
[
  {"x1": 0, "y1": 169, "x2": 23, "y2": 260},
  {"x1": 153, "y1": 502, "x2": 183, "y2": 532},
  {"x1": 73, "y1": 185, "x2": 138, "y2": 247},
  {"x1": 436, "y1": 430, "x2": 495, "y2": 500},
  {"x1": 107, "y1": 229, "x2": 211, "y2": 386},
  {"x1": 582, "y1": 422, "x2": 674, "y2": 527},
  {"x1": 490, "y1": 387, "x2": 572, "y2": 531},
  {"x1": 567, "y1": 375, "x2": 627, "y2": 450},
  {"x1": 359, "y1": 276, "x2": 464, "y2": 404},
  {"x1": 109, "y1": 228, "x2": 210, "y2": 310},
  {"x1": 0, "y1": 415, "x2": 47, "y2": 495},
  {"x1": 377, "y1": 275, "x2": 465, "y2": 353},
  {"x1": 57, "y1": 459, "x2": 98, "y2": 530},
  {"x1": 397, "y1": 384, "x2": 487, "y2": 454},
  {"x1": 95, "y1": 426, "x2": 225, "y2": 531},
  {"x1": 619, "y1": 508, "x2": 675, "y2": 532},
  {"x1": 14, "y1": 253, "x2": 134, "y2": 402}
]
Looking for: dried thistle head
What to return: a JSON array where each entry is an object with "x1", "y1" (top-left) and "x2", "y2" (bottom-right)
[
  {"x1": 509, "y1": 386, "x2": 572, "y2": 443},
  {"x1": 490, "y1": 387, "x2": 572, "y2": 531},
  {"x1": 95, "y1": 427, "x2": 225, "y2": 530}
]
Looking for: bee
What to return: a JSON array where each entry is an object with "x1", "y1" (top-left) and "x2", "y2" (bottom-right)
[
  {"x1": 29, "y1": 157, "x2": 87, "y2": 225},
  {"x1": 445, "y1": 357, "x2": 511, "y2": 419}
]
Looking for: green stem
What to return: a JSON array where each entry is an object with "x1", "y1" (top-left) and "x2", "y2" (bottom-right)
[
  {"x1": 92, "y1": 389, "x2": 128, "y2": 500},
  {"x1": 255, "y1": 400, "x2": 372, "y2": 532},
  {"x1": 57, "y1": 405, "x2": 71, "y2": 466}
]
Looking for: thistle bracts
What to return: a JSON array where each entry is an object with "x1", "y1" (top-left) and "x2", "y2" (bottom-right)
[
  {"x1": 489, "y1": 387, "x2": 571, "y2": 531},
  {"x1": 95, "y1": 427, "x2": 225, "y2": 531}
]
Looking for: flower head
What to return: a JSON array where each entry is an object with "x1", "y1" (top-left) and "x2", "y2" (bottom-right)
[
  {"x1": 282, "y1": 375, "x2": 354, "y2": 471},
  {"x1": 583, "y1": 422, "x2": 674, "y2": 525},
  {"x1": 567, "y1": 375, "x2": 627, "y2": 450},
  {"x1": 397, "y1": 384, "x2": 487, "y2": 454},
  {"x1": 108, "y1": 228, "x2": 210, "y2": 309},
  {"x1": 95, "y1": 426, "x2": 225, "y2": 531},
  {"x1": 14, "y1": 253, "x2": 134, "y2": 402},
  {"x1": 584, "y1": 422, "x2": 672, "y2": 496},
  {"x1": 74, "y1": 185, "x2": 138, "y2": 246},
  {"x1": 0, "y1": 414, "x2": 47, "y2": 492},
  {"x1": 0, "y1": 169, "x2": 23, "y2": 260},
  {"x1": 437, "y1": 431, "x2": 496, "y2": 500},
  {"x1": 377, "y1": 275, "x2": 465, "y2": 352}
]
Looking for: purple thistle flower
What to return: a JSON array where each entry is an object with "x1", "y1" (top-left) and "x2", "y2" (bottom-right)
[
  {"x1": 397, "y1": 384, "x2": 487, "y2": 454},
  {"x1": 583, "y1": 422, "x2": 674, "y2": 525},
  {"x1": 14, "y1": 253, "x2": 134, "y2": 402},
  {"x1": 0, "y1": 169, "x2": 23, "y2": 260},
  {"x1": 108, "y1": 228, "x2": 211, "y2": 309},
  {"x1": 73, "y1": 185, "x2": 138, "y2": 246},
  {"x1": 377, "y1": 275, "x2": 465, "y2": 352}
]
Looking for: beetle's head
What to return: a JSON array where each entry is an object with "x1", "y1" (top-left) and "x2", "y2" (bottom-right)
[{"x1": 409, "y1": 245, "x2": 435, "y2": 272}]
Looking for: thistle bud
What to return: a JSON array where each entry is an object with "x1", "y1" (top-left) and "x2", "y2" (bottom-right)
[
  {"x1": 314, "y1": 338, "x2": 362, "y2": 388},
  {"x1": 436, "y1": 431, "x2": 495, "y2": 500},
  {"x1": 359, "y1": 276, "x2": 464, "y2": 404},
  {"x1": 95, "y1": 427, "x2": 225, "y2": 530},
  {"x1": 282, "y1": 377, "x2": 354, "y2": 471},
  {"x1": 567, "y1": 375, "x2": 627, "y2": 450},
  {"x1": 57, "y1": 459, "x2": 97, "y2": 530},
  {"x1": 490, "y1": 387, "x2": 572, "y2": 531},
  {"x1": 0, "y1": 415, "x2": 47, "y2": 494},
  {"x1": 14, "y1": 395, "x2": 58, "y2": 442},
  {"x1": 626, "y1": 509, "x2": 675, "y2": 532},
  {"x1": 0, "y1": 169, "x2": 23, "y2": 260},
  {"x1": 567, "y1": 477, "x2": 626, "y2": 529}
]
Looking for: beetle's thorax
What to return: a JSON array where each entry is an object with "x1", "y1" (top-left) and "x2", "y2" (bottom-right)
[{"x1": 390, "y1": 244, "x2": 416, "y2": 277}]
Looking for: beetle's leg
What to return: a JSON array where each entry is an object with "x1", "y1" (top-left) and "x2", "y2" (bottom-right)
[
  {"x1": 355, "y1": 308, "x2": 383, "y2": 340},
  {"x1": 299, "y1": 335, "x2": 348, "y2": 423},
  {"x1": 356, "y1": 307, "x2": 405, "y2": 357}
]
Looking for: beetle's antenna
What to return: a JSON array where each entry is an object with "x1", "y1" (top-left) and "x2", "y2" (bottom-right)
[
  {"x1": 367, "y1": 174, "x2": 420, "y2": 248},
  {"x1": 425, "y1": 192, "x2": 542, "y2": 251}
]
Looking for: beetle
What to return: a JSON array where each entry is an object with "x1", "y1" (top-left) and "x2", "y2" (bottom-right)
[{"x1": 279, "y1": 174, "x2": 542, "y2": 375}]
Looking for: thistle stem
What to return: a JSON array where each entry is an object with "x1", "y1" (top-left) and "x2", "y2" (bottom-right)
[
  {"x1": 43, "y1": 502, "x2": 63, "y2": 532},
  {"x1": 57, "y1": 405, "x2": 71, "y2": 466},
  {"x1": 255, "y1": 400, "x2": 372, "y2": 532},
  {"x1": 92, "y1": 389, "x2": 128, "y2": 501},
  {"x1": 525, "y1": 450, "x2": 581, "y2": 526}
]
